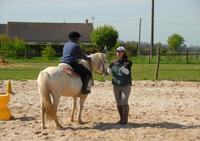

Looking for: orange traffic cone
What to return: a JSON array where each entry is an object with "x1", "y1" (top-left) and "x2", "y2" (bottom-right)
[{"x1": 6, "y1": 80, "x2": 12, "y2": 94}]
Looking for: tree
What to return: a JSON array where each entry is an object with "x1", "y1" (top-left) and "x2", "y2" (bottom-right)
[
  {"x1": 167, "y1": 33, "x2": 184, "y2": 52},
  {"x1": 12, "y1": 38, "x2": 26, "y2": 58},
  {"x1": 0, "y1": 34, "x2": 25, "y2": 58},
  {"x1": 91, "y1": 25, "x2": 118, "y2": 52}
]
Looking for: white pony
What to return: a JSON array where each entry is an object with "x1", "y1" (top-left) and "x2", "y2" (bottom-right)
[{"x1": 37, "y1": 53, "x2": 108, "y2": 129}]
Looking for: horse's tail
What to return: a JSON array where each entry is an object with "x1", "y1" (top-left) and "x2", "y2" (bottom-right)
[{"x1": 37, "y1": 71, "x2": 57, "y2": 120}]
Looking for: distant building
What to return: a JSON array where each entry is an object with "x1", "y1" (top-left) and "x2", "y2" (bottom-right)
[
  {"x1": 0, "y1": 21, "x2": 93, "y2": 45},
  {"x1": 0, "y1": 24, "x2": 7, "y2": 35}
]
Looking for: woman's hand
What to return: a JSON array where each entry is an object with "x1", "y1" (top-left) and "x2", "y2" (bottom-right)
[{"x1": 120, "y1": 66, "x2": 129, "y2": 75}]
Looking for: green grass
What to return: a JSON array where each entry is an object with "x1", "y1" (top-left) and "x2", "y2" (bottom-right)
[
  {"x1": 94, "y1": 64, "x2": 200, "y2": 81},
  {"x1": 1, "y1": 58, "x2": 200, "y2": 81},
  {"x1": 131, "y1": 55, "x2": 200, "y2": 64},
  {"x1": 0, "y1": 57, "x2": 59, "y2": 80},
  {"x1": 132, "y1": 64, "x2": 200, "y2": 81}
]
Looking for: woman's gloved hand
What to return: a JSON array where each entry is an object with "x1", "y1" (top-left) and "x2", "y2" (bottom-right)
[{"x1": 120, "y1": 66, "x2": 129, "y2": 75}]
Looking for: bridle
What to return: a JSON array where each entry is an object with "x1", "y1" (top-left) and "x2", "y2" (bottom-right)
[
  {"x1": 89, "y1": 53, "x2": 108, "y2": 75},
  {"x1": 96, "y1": 58, "x2": 107, "y2": 75}
]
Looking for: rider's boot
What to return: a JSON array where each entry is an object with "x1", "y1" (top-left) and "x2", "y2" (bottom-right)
[{"x1": 81, "y1": 75, "x2": 91, "y2": 95}]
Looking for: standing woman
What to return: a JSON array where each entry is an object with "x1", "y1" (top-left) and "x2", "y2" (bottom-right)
[{"x1": 109, "y1": 46, "x2": 132, "y2": 124}]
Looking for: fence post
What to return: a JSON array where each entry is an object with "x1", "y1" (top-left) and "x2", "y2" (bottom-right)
[
  {"x1": 24, "y1": 45, "x2": 27, "y2": 62},
  {"x1": 148, "y1": 45, "x2": 151, "y2": 64},
  {"x1": 155, "y1": 46, "x2": 160, "y2": 80},
  {"x1": 186, "y1": 50, "x2": 189, "y2": 64}
]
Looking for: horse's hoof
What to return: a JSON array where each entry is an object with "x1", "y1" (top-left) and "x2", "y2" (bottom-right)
[
  {"x1": 78, "y1": 121, "x2": 84, "y2": 124},
  {"x1": 56, "y1": 125, "x2": 63, "y2": 130}
]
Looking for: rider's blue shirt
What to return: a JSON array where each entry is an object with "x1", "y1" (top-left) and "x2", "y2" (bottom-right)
[{"x1": 61, "y1": 40, "x2": 90, "y2": 63}]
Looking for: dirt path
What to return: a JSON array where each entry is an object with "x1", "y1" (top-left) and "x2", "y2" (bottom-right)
[{"x1": 0, "y1": 80, "x2": 200, "y2": 141}]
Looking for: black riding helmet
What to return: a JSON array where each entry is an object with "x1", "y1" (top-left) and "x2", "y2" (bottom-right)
[{"x1": 68, "y1": 31, "x2": 81, "y2": 40}]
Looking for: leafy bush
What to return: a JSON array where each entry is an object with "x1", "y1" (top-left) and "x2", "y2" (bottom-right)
[
  {"x1": 0, "y1": 34, "x2": 11, "y2": 58},
  {"x1": 42, "y1": 45, "x2": 56, "y2": 60},
  {"x1": 124, "y1": 42, "x2": 138, "y2": 57},
  {"x1": 0, "y1": 34, "x2": 25, "y2": 58},
  {"x1": 80, "y1": 43, "x2": 99, "y2": 54},
  {"x1": 167, "y1": 33, "x2": 184, "y2": 53}
]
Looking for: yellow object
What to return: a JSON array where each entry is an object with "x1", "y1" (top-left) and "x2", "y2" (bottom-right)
[
  {"x1": 7, "y1": 80, "x2": 12, "y2": 94},
  {"x1": 0, "y1": 80, "x2": 12, "y2": 120}
]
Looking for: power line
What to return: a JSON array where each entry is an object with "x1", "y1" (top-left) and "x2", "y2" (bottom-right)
[
  {"x1": 156, "y1": 20, "x2": 200, "y2": 27},
  {"x1": 93, "y1": 17, "x2": 200, "y2": 28},
  {"x1": 95, "y1": 18, "x2": 139, "y2": 23},
  {"x1": 140, "y1": 18, "x2": 200, "y2": 27}
]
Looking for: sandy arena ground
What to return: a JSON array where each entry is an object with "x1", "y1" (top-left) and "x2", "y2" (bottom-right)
[{"x1": 0, "y1": 80, "x2": 200, "y2": 141}]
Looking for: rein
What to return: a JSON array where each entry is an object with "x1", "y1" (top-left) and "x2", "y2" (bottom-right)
[
  {"x1": 89, "y1": 53, "x2": 107, "y2": 75},
  {"x1": 96, "y1": 59, "x2": 106, "y2": 74}
]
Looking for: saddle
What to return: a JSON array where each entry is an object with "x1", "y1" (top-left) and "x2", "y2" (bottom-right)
[
  {"x1": 58, "y1": 63, "x2": 79, "y2": 77},
  {"x1": 58, "y1": 63, "x2": 93, "y2": 95}
]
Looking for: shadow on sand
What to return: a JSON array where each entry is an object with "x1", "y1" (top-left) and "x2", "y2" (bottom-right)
[
  {"x1": 59, "y1": 121, "x2": 200, "y2": 131},
  {"x1": 11, "y1": 116, "x2": 36, "y2": 121},
  {"x1": 91, "y1": 122, "x2": 200, "y2": 130},
  {"x1": 9, "y1": 116, "x2": 199, "y2": 131}
]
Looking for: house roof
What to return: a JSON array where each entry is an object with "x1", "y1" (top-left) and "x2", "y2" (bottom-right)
[
  {"x1": 0, "y1": 24, "x2": 7, "y2": 35},
  {"x1": 7, "y1": 22, "x2": 93, "y2": 42}
]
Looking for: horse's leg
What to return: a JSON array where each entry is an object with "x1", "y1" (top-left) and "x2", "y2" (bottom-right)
[
  {"x1": 52, "y1": 94, "x2": 62, "y2": 129},
  {"x1": 41, "y1": 103, "x2": 46, "y2": 129},
  {"x1": 71, "y1": 97, "x2": 77, "y2": 122},
  {"x1": 78, "y1": 95, "x2": 87, "y2": 124}
]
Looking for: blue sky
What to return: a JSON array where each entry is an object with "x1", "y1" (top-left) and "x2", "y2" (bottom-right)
[{"x1": 0, "y1": 0, "x2": 200, "y2": 46}]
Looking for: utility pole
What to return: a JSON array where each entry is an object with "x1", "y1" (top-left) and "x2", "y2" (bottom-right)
[
  {"x1": 138, "y1": 18, "x2": 142, "y2": 56},
  {"x1": 151, "y1": 0, "x2": 155, "y2": 57}
]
